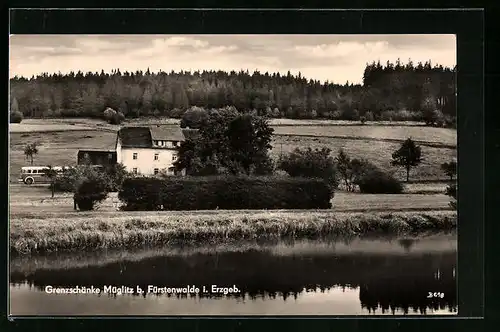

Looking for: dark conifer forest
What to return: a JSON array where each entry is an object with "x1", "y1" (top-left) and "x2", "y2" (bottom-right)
[{"x1": 9, "y1": 60, "x2": 456, "y2": 122}]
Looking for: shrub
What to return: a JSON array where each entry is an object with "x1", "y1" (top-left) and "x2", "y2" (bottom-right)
[
  {"x1": 329, "y1": 110, "x2": 342, "y2": 120},
  {"x1": 61, "y1": 109, "x2": 79, "y2": 117},
  {"x1": 180, "y1": 106, "x2": 209, "y2": 129},
  {"x1": 335, "y1": 148, "x2": 379, "y2": 192},
  {"x1": 394, "y1": 109, "x2": 414, "y2": 121},
  {"x1": 444, "y1": 115, "x2": 457, "y2": 129},
  {"x1": 51, "y1": 164, "x2": 127, "y2": 193},
  {"x1": 10, "y1": 111, "x2": 23, "y2": 123},
  {"x1": 360, "y1": 116, "x2": 366, "y2": 125},
  {"x1": 441, "y1": 161, "x2": 457, "y2": 181},
  {"x1": 422, "y1": 109, "x2": 445, "y2": 126},
  {"x1": 380, "y1": 110, "x2": 397, "y2": 121},
  {"x1": 364, "y1": 111, "x2": 374, "y2": 121},
  {"x1": 445, "y1": 184, "x2": 457, "y2": 210},
  {"x1": 74, "y1": 176, "x2": 109, "y2": 211},
  {"x1": 272, "y1": 107, "x2": 281, "y2": 118},
  {"x1": 341, "y1": 108, "x2": 360, "y2": 121},
  {"x1": 355, "y1": 169, "x2": 403, "y2": 194},
  {"x1": 113, "y1": 112, "x2": 126, "y2": 124},
  {"x1": 103, "y1": 107, "x2": 125, "y2": 124},
  {"x1": 118, "y1": 176, "x2": 333, "y2": 211},
  {"x1": 277, "y1": 147, "x2": 338, "y2": 189},
  {"x1": 170, "y1": 108, "x2": 185, "y2": 118}
]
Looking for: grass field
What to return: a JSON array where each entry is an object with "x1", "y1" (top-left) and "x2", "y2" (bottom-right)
[
  {"x1": 272, "y1": 125, "x2": 457, "y2": 146},
  {"x1": 8, "y1": 184, "x2": 452, "y2": 217},
  {"x1": 10, "y1": 209, "x2": 456, "y2": 256},
  {"x1": 9, "y1": 118, "x2": 456, "y2": 183},
  {"x1": 272, "y1": 135, "x2": 456, "y2": 182}
]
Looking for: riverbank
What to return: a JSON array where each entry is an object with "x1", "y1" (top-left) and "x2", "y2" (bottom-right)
[
  {"x1": 10, "y1": 210, "x2": 457, "y2": 256},
  {"x1": 10, "y1": 231, "x2": 456, "y2": 274}
]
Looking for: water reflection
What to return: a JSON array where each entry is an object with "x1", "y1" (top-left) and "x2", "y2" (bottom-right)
[{"x1": 10, "y1": 234, "x2": 457, "y2": 316}]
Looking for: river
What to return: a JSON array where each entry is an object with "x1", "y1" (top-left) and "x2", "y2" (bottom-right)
[{"x1": 9, "y1": 232, "x2": 457, "y2": 316}]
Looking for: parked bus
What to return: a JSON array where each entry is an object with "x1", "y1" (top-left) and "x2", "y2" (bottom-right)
[{"x1": 18, "y1": 166, "x2": 70, "y2": 185}]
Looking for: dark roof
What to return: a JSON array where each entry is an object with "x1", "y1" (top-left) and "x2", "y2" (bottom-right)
[
  {"x1": 118, "y1": 126, "x2": 200, "y2": 148},
  {"x1": 150, "y1": 125, "x2": 185, "y2": 142},
  {"x1": 118, "y1": 127, "x2": 152, "y2": 148},
  {"x1": 78, "y1": 149, "x2": 116, "y2": 153},
  {"x1": 181, "y1": 128, "x2": 200, "y2": 140}
]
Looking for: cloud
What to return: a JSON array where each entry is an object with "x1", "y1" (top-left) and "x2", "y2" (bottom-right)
[
  {"x1": 9, "y1": 34, "x2": 456, "y2": 84},
  {"x1": 293, "y1": 41, "x2": 389, "y2": 58},
  {"x1": 22, "y1": 45, "x2": 83, "y2": 56}
]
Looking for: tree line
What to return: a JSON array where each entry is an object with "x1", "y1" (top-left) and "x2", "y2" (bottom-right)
[{"x1": 9, "y1": 60, "x2": 456, "y2": 122}]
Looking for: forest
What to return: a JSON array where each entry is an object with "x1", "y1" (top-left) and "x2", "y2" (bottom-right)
[{"x1": 9, "y1": 60, "x2": 456, "y2": 122}]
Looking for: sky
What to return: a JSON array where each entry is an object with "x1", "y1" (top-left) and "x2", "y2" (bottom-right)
[{"x1": 9, "y1": 34, "x2": 456, "y2": 84}]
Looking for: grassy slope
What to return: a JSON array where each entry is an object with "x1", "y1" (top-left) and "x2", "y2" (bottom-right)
[{"x1": 272, "y1": 136, "x2": 456, "y2": 182}]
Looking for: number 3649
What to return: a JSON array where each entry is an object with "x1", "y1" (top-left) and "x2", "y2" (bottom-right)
[{"x1": 427, "y1": 292, "x2": 444, "y2": 299}]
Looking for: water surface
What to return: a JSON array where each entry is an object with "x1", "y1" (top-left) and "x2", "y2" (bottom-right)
[{"x1": 10, "y1": 233, "x2": 457, "y2": 316}]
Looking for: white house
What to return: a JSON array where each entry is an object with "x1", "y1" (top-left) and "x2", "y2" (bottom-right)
[{"x1": 114, "y1": 125, "x2": 198, "y2": 176}]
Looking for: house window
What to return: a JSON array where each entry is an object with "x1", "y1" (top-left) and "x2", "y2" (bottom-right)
[
  {"x1": 173, "y1": 141, "x2": 178, "y2": 147},
  {"x1": 108, "y1": 153, "x2": 112, "y2": 159},
  {"x1": 154, "y1": 140, "x2": 158, "y2": 146},
  {"x1": 154, "y1": 168, "x2": 159, "y2": 175},
  {"x1": 154, "y1": 153, "x2": 159, "y2": 161},
  {"x1": 133, "y1": 153, "x2": 138, "y2": 160},
  {"x1": 84, "y1": 153, "x2": 89, "y2": 159},
  {"x1": 159, "y1": 141, "x2": 164, "y2": 146},
  {"x1": 132, "y1": 168, "x2": 138, "y2": 174},
  {"x1": 168, "y1": 167, "x2": 175, "y2": 173},
  {"x1": 172, "y1": 154, "x2": 177, "y2": 161}
]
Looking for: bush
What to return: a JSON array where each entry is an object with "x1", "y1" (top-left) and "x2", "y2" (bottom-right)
[
  {"x1": 355, "y1": 169, "x2": 403, "y2": 194},
  {"x1": 272, "y1": 107, "x2": 281, "y2": 118},
  {"x1": 394, "y1": 109, "x2": 414, "y2": 121},
  {"x1": 170, "y1": 108, "x2": 185, "y2": 119},
  {"x1": 341, "y1": 108, "x2": 360, "y2": 121},
  {"x1": 10, "y1": 111, "x2": 23, "y2": 123},
  {"x1": 329, "y1": 110, "x2": 342, "y2": 120},
  {"x1": 61, "y1": 109, "x2": 79, "y2": 117},
  {"x1": 445, "y1": 184, "x2": 457, "y2": 210},
  {"x1": 422, "y1": 109, "x2": 445, "y2": 126},
  {"x1": 103, "y1": 107, "x2": 125, "y2": 124},
  {"x1": 118, "y1": 176, "x2": 333, "y2": 211},
  {"x1": 277, "y1": 147, "x2": 338, "y2": 189},
  {"x1": 74, "y1": 176, "x2": 109, "y2": 211},
  {"x1": 444, "y1": 115, "x2": 457, "y2": 129},
  {"x1": 380, "y1": 110, "x2": 397, "y2": 121},
  {"x1": 364, "y1": 111, "x2": 374, "y2": 121},
  {"x1": 51, "y1": 164, "x2": 127, "y2": 193},
  {"x1": 180, "y1": 106, "x2": 209, "y2": 129},
  {"x1": 110, "y1": 111, "x2": 125, "y2": 125}
]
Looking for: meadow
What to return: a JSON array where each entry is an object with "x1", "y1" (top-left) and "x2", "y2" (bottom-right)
[
  {"x1": 9, "y1": 118, "x2": 457, "y2": 183},
  {"x1": 9, "y1": 184, "x2": 451, "y2": 216}
]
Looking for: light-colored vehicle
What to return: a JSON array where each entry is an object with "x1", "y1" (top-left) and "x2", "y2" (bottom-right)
[{"x1": 18, "y1": 166, "x2": 69, "y2": 185}]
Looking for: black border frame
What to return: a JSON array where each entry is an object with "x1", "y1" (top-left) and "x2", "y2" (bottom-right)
[{"x1": 4, "y1": 7, "x2": 485, "y2": 332}]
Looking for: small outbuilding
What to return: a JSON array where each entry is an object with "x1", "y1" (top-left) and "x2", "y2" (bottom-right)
[{"x1": 77, "y1": 149, "x2": 117, "y2": 166}]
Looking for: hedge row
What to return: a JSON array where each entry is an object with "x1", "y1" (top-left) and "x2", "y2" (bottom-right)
[{"x1": 118, "y1": 176, "x2": 334, "y2": 211}]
